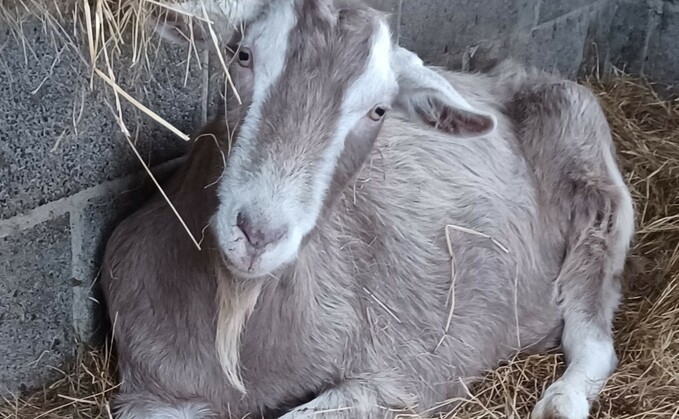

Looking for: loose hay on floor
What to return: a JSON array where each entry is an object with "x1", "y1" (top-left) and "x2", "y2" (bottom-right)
[
  {"x1": 1, "y1": 76, "x2": 678, "y2": 418},
  {"x1": 0, "y1": 346, "x2": 117, "y2": 419}
]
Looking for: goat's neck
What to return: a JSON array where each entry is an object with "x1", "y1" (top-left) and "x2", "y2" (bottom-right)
[{"x1": 322, "y1": 135, "x2": 378, "y2": 217}]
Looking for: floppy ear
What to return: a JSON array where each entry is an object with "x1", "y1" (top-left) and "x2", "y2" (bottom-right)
[
  {"x1": 152, "y1": 7, "x2": 211, "y2": 45},
  {"x1": 150, "y1": 1, "x2": 270, "y2": 45},
  {"x1": 391, "y1": 47, "x2": 496, "y2": 138}
]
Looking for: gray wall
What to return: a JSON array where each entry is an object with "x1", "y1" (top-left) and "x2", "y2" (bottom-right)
[
  {"x1": 609, "y1": 0, "x2": 679, "y2": 90},
  {"x1": 0, "y1": 0, "x2": 667, "y2": 397},
  {"x1": 373, "y1": 0, "x2": 614, "y2": 78}
]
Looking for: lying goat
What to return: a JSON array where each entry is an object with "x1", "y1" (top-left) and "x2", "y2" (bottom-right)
[{"x1": 102, "y1": 1, "x2": 634, "y2": 418}]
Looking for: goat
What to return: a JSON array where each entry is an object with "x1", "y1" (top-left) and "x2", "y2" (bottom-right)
[{"x1": 101, "y1": 1, "x2": 634, "y2": 418}]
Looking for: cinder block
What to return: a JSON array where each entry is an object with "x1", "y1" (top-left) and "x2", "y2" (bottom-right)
[
  {"x1": 580, "y1": 0, "x2": 617, "y2": 76},
  {"x1": 528, "y1": 7, "x2": 592, "y2": 78},
  {"x1": 0, "y1": 18, "x2": 204, "y2": 220},
  {"x1": 0, "y1": 215, "x2": 74, "y2": 397},
  {"x1": 71, "y1": 193, "x2": 132, "y2": 344},
  {"x1": 398, "y1": 0, "x2": 538, "y2": 67},
  {"x1": 537, "y1": 0, "x2": 594, "y2": 24},
  {"x1": 645, "y1": 5, "x2": 679, "y2": 85},
  {"x1": 608, "y1": 0, "x2": 650, "y2": 74}
]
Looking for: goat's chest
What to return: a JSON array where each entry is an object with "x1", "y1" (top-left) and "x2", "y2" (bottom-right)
[{"x1": 238, "y1": 276, "x2": 360, "y2": 413}]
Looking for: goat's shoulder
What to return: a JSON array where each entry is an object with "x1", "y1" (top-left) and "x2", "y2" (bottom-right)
[
  {"x1": 102, "y1": 117, "x2": 225, "y2": 290},
  {"x1": 101, "y1": 198, "x2": 170, "y2": 286}
]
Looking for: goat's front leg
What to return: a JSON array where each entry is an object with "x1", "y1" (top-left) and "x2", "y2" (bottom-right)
[
  {"x1": 532, "y1": 193, "x2": 632, "y2": 419},
  {"x1": 278, "y1": 380, "x2": 413, "y2": 419}
]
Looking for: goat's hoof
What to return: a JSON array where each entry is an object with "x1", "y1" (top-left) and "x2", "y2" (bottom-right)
[{"x1": 531, "y1": 382, "x2": 589, "y2": 419}]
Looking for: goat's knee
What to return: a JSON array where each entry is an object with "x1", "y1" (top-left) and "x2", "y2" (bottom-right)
[
  {"x1": 278, "y1": 379, "x2": 414, "y2": 419},
  {"x1": 112, "y1": 393, "x2": 216, "y2": 419},
  {"x1": 533, "y1": 330, "x2": 615, "y2": 419}
]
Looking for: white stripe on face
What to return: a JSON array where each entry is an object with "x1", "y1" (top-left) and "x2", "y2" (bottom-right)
[
  {"x1": 215, "y1": 0, "x2": 299, "y2": 214},
  {"x1": 314, "y1": 20, "x2": 397, "y2": 198},
  {"x1": 340, "y1": 21, "x2": 397, "y2": 116},
  {"x1": 232, "y1": 0, "x2": 299, "y2": 155}
]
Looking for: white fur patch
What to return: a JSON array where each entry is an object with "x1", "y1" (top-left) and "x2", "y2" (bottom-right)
[
  {"x1": 341, "y1": 21, "x2": 397, "y2": 115},
  {"x1": 533, "y1": 327, "x2": 616, "y2": 419},
  {"x1": 532, "y1": 381, "x2": 590, "y2": 419},
  {"x1": 227, "y1": 0, "x2": 298, "y2": 159},
  {"x1": 116, "y1": 400, "x2": 215, "y2": 419},
  {"x1": 602, "y1": 147, "x2": 635, "y2": 269},
  {"x1": 214, "y1": 271, "x2": 264, "y2": 393}
]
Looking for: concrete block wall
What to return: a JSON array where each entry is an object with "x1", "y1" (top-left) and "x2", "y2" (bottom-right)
[
  {"x1": 609, "y1": 0, "x2": 679, "y2": 90},
  {"x1": 0, "y1": 17, "x2": 209, "y2": 395},
  {"x1": 395, "y1": 0, "x2": 614, "y2": 78},
  {"x1": 0, "y1": 0, "x2": 625, "y2": 397}
]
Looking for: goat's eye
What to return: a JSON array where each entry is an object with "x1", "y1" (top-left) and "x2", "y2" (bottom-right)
[
  {"x1": 238, "y1": 47, "x2": 252, "y2": 67},
  {"x1": 369, "y1": 105, "x2": 387, "y2": 121}
]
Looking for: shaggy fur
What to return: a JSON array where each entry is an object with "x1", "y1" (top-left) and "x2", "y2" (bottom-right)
[{"x1": 101, "y1": 1, "x2": 633, "y2": 418}]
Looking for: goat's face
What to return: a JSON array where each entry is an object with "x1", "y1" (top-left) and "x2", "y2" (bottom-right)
[
  {"x1": 199, "y1": 0, "x2": 497, "y2": 279},
  {"x1": 211, "y1": 0, "x2": 396, "y2": 278}
]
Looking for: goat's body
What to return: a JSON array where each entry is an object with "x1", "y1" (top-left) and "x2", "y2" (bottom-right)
[{"x1": 103, "y1": 64, "x2": 632, "y2": 418}]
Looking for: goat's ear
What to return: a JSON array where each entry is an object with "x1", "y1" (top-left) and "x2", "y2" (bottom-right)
[
  {"x1": 152, "y1": 8, "x2": 211, "y2": 45},
  {"x1": 391, "y1": 47, "x2": 496, "y2": 138},
  {"x1": 151, "y1": 8, "x2": 243, "y2": 48},
  {"x1": 151, "y1": 1, "x2": 271, "y2": 45}
]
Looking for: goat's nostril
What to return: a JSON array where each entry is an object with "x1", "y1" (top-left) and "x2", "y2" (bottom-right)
[
  {"x1": 235, "y1": 212, "x2": 286, "y2": 250},
  {"x1": 236, "y1": 212, "x2": 246, "y2": 228},
  {"x1": 236, "y1": 212, "x2": 254, "y2": 245}
]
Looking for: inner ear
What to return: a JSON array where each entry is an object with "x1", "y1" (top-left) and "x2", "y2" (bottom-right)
[
  {"x1": 152, "y1": 8, "x2": 209, "y2": 44},
  {"x1": 433, "y1": 99, "x2": 496, "y2": 137},
  {"x1": 417, "y1": 95, "x2": 496, "y2": 138},
  {"x1": 390, "y1": 46, "x2": 497, "y2": 138}
]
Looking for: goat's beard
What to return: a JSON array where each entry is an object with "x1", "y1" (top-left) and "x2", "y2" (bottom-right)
[{"x1": 214, "y1": 265, "x2": 264, "y2": 394}]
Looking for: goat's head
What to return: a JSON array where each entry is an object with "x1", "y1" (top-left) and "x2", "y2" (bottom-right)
[{"x1": 161, "y1": 0, "x2": 496, "y2": 279}]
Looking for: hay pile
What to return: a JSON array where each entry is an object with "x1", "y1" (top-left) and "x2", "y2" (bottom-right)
[
  {"x1": 0, "y1": 346, "x2": 117, "y2": 419},
  {"x1": 1, "y1": 75, "x2": 677, "y2": 418}
]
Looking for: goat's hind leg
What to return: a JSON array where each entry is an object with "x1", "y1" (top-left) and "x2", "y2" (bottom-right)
[{"x1": 511, "y1": 81, "x2": 634, "y2": 419}]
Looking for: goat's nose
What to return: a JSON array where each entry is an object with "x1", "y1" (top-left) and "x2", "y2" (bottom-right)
[{"x1": 236, "y1": 212, "x2": 286, "y2": 250}]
